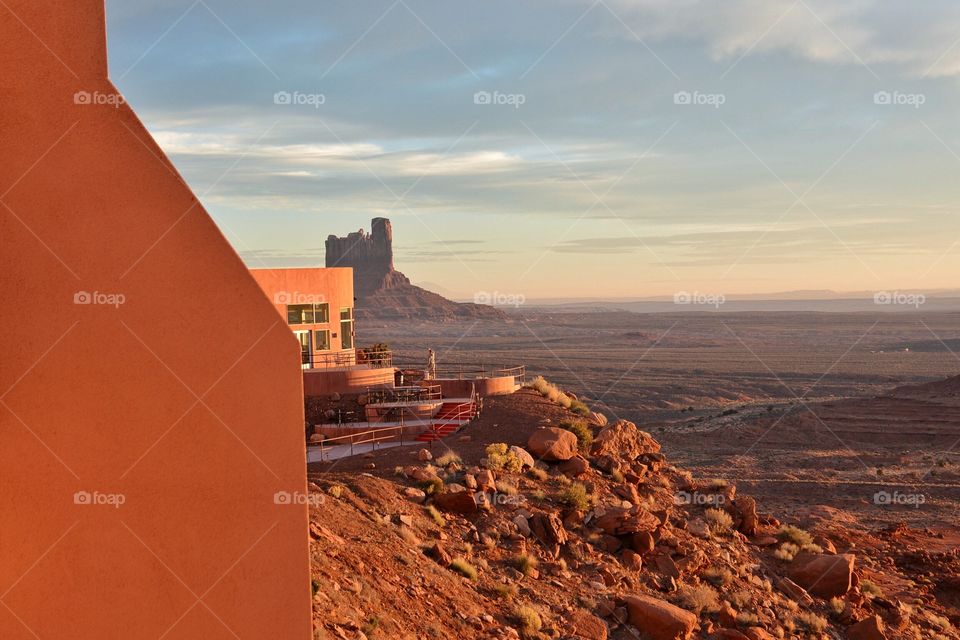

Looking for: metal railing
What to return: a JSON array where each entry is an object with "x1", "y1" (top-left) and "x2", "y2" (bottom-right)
[
  {"x1": 393, "y1": 360, "x2": 525, "y2": 384},
  {"x1": 309, "y1": 425, "x2": 408, "y2": 461},
  {"x1": 366, "y1": 383, "x2": 442, "y2": 405},
  {"x1": 302, "y1": 347, "x2": 394, "y2": 370}
]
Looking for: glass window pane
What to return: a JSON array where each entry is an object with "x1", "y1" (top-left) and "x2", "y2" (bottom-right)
[
  {"x1": 314, "y1": 330, "x2": 330, "y2": 351},
  {"x1": 314, "y1": 303, "x2": 329, "y2": 323},
  {"x1": 287, "y1": 304, "x2": 314, "y2": 325},
  {"x1": 340, "y1": 307, "x2": 352, "y2": 320}
]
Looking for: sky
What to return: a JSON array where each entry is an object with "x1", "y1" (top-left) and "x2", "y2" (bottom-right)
[{"x1": 105, "y1": 0, "x2": 960, "y2": 300}]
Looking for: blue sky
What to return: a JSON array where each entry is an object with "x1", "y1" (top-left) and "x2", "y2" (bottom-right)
[{"x1": 106, "y1": 0, "x2": 960, "y2": 299}]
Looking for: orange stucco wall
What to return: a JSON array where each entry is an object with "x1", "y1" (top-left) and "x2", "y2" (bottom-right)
[
  {"x1": 0, "y1": 3, "x2": 312, "y2": 638},
  {"x1": 251, "y1": 268, "x2": 356, "y2": 356}
]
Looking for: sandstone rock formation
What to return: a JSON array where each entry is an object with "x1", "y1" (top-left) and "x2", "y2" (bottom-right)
[{"x1": 326, "y1": 218, "x2": 506, "y2": 320}]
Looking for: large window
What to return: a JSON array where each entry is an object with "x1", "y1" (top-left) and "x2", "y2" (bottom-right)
[
  {"x1": 287, "y1": 303, "x2": 329, "y2": 325},
  {"x1": 340, "y1": 307, "x2": 354, "y2": 349},
  {"x1": 314, "y1": 330, "x2": 331, "y2": 351}
]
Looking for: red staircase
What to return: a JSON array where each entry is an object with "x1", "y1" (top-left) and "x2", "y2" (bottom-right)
[{"x1": 416, "y1": 401, "x2": 476, "y2": 442}]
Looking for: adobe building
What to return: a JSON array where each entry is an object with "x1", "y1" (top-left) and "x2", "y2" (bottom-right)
[
  {"x1": 250, "y1": 267, "x2": 396, "y2": 394},
  {"x1": 0, "y1": 2, "x2": 311, "y2": 638}
]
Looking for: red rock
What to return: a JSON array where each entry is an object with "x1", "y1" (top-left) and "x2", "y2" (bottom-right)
[
  {"x1": 433, "y1": 491, "x2": 478, "y2": 514},
  {"x1": 712, "y1": 630, "x2": 749, "y2": 639},
  {"x1": 530, "y1": 512, "x2": 568, "y2": 547},
  {"x1": 508, "y1": 445, "x2": 536, "y2": 468},
  {"x1": 743, "y1": 629, "x2": 775, "y2": 640},
  {"x1": 591, "y1": 420, "x2": 662, "y2": 461},
  {"x1": 569, "y1": 610, "x2": 608, "y2": 640},
  {"x1": 789, "y1": 553, "x2": 855, "y2": 598},
  {"x1": 558, "y1": 455, "x2": 591, "y2": 477},
  {"x1": 426, "y1": 542, "x2": 451, "y2": 566},
  {"x1": 848, "y1": 615, "x2": 887, "y2": 640},
  {"x1": 594, "y1": 508, "x2": 660, "y2": 536},
  {"x1": 527, "y1": 427, "x2": 580, "y2": 461},
  {"x1": 775, "y1": 577, "x2": 815, "y2": 606},
  {"x1": 622, "y1": 549, "x2": 643, "y2": 571},
  {"x1": 630, "y1": 531, "x2": 657, "y2": 555},
  {"x1": 475, "y1": 469, "x2": 497, "y2": 492},
  {"x1": 653, "y1": 554, "x2": 681, "y2": 579},
  {"x1": 718, "y1": 603, "x2": 737, "y2": 627},
  {"x1": 624, "y1": 594, "x2": 696, "y2": 640},
  {"x1": 734, "y1": 496, "x2": 758, "y2": 536}
]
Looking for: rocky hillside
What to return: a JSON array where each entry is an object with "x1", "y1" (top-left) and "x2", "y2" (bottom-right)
[{"x1": 307, "y1": 388, "x2": 959, "y2": 639}]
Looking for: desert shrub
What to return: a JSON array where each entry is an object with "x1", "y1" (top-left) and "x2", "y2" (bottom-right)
[
  {"x1": 514, "y1": 605, "x2": 542, "y2": 634},
  {"x1": 425, "y1": 505, "x2": 446, "y2": 527},
  {"x1": 397, "y1": 527, "x2": 420, "y2": 546},
  {"x1": 528, "y1": 467, "x2": 548, "y2": 481},
  {"x1": 486, "y1": 443, "x2": 524, "y2": 473},
  {"x1": 498, "y1": 480, "x2": 519, "y2": 496},
  {"x1": 361, "y1": 616, "x2": 380, "y2": 636},
  {"x1": 704, "y1": 478, "x2": 728, "y2": 490},
  {"x1": 435, "y1": 451, "x2": 462, "y2": 468},
  {"x1": 736, "y1": 612, "x2": 759, "y2": 627},
  {"x1": 861, "y1": 580, "x2": 884, "y2": 598},
  {"x1": 610, "y1": 469, "x2": 625, "y2": 483},
  {"x1": 704, "y1": 508, "x2": 734, "y2": 534},
  {"x1": 419, "y1": 477, "x2": 445, "y2": 496},
  {"x1": 794, "y1": 612, "x2": 827, "y2": 633},
  {"x1": 801, "y1": 543, "x2": 823, "y2": 554},
  {"x1": 702, "y1": 566, "x2": 734, "y2": 587},
  {"x1": 450, "y1": 558, "x2": 478, "y2": 580},
  {"x1": 558, "y1": 482, "x2": 592, "y2": 510},
  {"x1": 393, "y1": 466, "x2": 405, "y2": 476},
  {"x1": 328, "y1": 485, "x2": 345, "y2": 499},
  {"x1": 828, "y1": 597, "x2": 845, "y2": 616},
  {"x1": 514, "y1": 553, "x2": 539, "y2": 576},
  {"x1": 531, "y1": 489, "x2": 547, "y2": 502},
  {"x1": 560, "y1": 420, "x2": 594, "y2": 451},
  {"x1": 729, "y1": 590, "x2": 752, "y2": 608},
  {"x1": 777, "y1": 525, "x2": 813, "y2": 547},
  {"x1": 530, "y1": 376, "x2": 551, "y2": 395},
  {"x1": 774, "y1": 543, "x2": 799, "y2": 562},
  {"x1": 675, "y1": 584, "x2": 720, "y2": 615},
  {"x1": 569, "y1": 399, "x2": 591, "y2": 417},
  {"x1": 494, "y1": 583, "x2": 518, "y2": 600},
  {"x1": 556, "y1": 393, "x2": 574, "y2": 409}
]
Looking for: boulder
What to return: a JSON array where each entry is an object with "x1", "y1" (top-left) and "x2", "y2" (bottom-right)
[
  {"x1": 713, "y1": 631, "x2": 749, "y2": 640},
  {"x1": 433, "y1": 491, "x2": 478, "y2": 514},
  {"x1": 558, "y1": 455, "x2": 591, "y2": 477},
  {"x1": 629, "y1": 531, "x2": 656, "y2": 555},
  {"x1": 743, "y1": 629, "x2": 775, "y2": 640},
  {"x1": 568, "y1": 610, "x2": 608, "y2": 640},
  {"x1": 591, "y1": 420, "x2": 661, "y2": 461},
  {"x1": 789, "y1": 553, "x2": 855, "y2": 598},
  {"x1": 530, "y1": 512, "x2": 568, "y2": 547},
  {"x1": 475, "y1": 469, "x2": 497, "y2": 493},
  {"x1": 594, "y1": 508, "x2": 660, "y2": 536},
  {"x1": 527, "y1": 427, "x2": 579, "y2": 461},
  {"x1": 588, "y1": 412, "x2": 609, "y2": 427},
  {"x1": 426, "y1": 542, "x2": 451, "y2": 566},
  {"x1": 848, "y1": 615, "x2": 887, "y2": 640},
  {"x1": 402, "y1": 487, "x2": 426, "y2": 503},
  {"x1": 509, "y1": 445, "x2": 536, "y2": 469},
  {"x1": 733, "y1": 496, "x2": 758, "y2": 536},
  {"x1": 417, "y1": 449, "x2": 433, "y2": 462},
  {"x1": 624, "y1": 594, "x2": 697, "y2": 640}
]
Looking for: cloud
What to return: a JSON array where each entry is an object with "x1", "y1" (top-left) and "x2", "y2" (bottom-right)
[{"x1": 600, "y1": 0, "x2": 960, "y2": 77}]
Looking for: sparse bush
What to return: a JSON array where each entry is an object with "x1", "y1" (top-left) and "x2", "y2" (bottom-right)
[
  {"x1": 531, "y1": 489, "x2": 547, "y2": 502},
  {"x1": 426, "y1": 505, "x2": 446, "y2": 527},
  {"x1": 419, "y1": 477, "x2": 445, "y2": 496},
  {"x1": 729, "y1": 590, "x2": 752, "y2": 608},
  {"x1": 514, "y1": 605, "x2": 542, "y2": 635},
  {"x1": 486, "y1": 443, "x2": 524, "y2": 473},
  {"x1": 704, "y1": 508, "x2": 734, "y2": 534},
  {"x1": 450, "y1": 558, "x2": 478, "y2": 580},
  {"x1": 828, "y1": 597, "x2": 845, "y2": 617},
  {"x1": 557, "y1": 393, "x2": 574, "y2": 409},
  {"x1": 675, "y1": 584, "x2": 720, "y2": 615},
  {"x1": 702, "y1": 566, "x2": 734, "y2": 587},
  {"x1": 560, "y1": 420, "x2": 593, "y2": 451},
  {"x1": 801, "y1": 543, "x2": 823, "y2": 554},
  {"x1": 704, "y1": 478, "x2": 728, "y2": 490},
  {"x1": 736, "y1": 612, "x2": 759, "y2": 627},
  {"x1": 558, "y1": 482, "x2": 592, "y2": 510},
  {"x1": 361, "y1": 616, "x2": 380, "y2": 636},
  {"x1": 393, "y1": 466, "x2": 405, "y2": 476},
  {"x1": 610, "y1": 469, "x2": 625, "y2": 483},
  {"x1": 514, "y1": 553, "x2": 539, "y2": 576},
  {"x1": 494, "y1": 583, "x2": 518, "y2": 600},
  {"x1": 861, "y1": 580, "x2": 884, "y2": 598},
  {"x1": 498, "y1": 480, "x2": 519, "y2": 496},
  {"x1": 397, "y1": 527, "x2": 420, "y2": 546},
  {"x1": 794, "y1": 612, "x2": 827, "y2": 633},
  {"x1": 774, "y1": 543, "x2": 799, "y2": 562},
  {"x1": 328, "y1": 485, "x2": 345, "y2": 499},
  {"x1": 569, "y1": 399, "x2": 591, "y2": 417},
  {"x1": 435, "y1": 451, "x2": 462, "y2": 468},
  {"x1": 528, "y1": 467, "x2": 548, "y2": 481},
  {"x1": 777, "y1": 525, "x2": 813, "y2": 547}
]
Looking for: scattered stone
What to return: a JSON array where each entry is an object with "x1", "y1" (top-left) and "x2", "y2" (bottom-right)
[
  {"x1": 509, "y1": 445, "x2": 536, "y2": 469},
  {"x1": 417, "y1": 449, "x2": 433, "y2": 462},
  {"x1": 568, "y1": 610, "x2": 608, "y2": 640},
  {"x1": 624, "y1": 594, "x2": 696, "y2": 640},
  {"x1": 527, "y1": 427, "x2": 579, "y2": 461},
  {"x1": 434, "y1": 491, "x2": 479, "y2": 514},
  {"x1": 558, "y1": 455, "x2": 591, "y2": 477},
  {"x1": 591, "y1": 420, "x2": 661, "y2": 461},
  {"x1": 848, "y1": 615, "x2": 887, "y2": 640},
  {"x1": 426, "y1": 542, "x2": 451, "y2": 567},
  {"x1": 789, "y1": 553, "x2": 855, "y2": 598},
  {"x1": 402, "y1": 487, "x2": 426, "y2": 503},
  {"x1": 734, "y1": 496, "x2": 758, "y2": 536}
]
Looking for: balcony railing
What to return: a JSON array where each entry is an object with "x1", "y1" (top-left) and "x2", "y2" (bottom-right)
[{"x1": 302, "y1": 348, "x2": 393, "y2": 370}]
